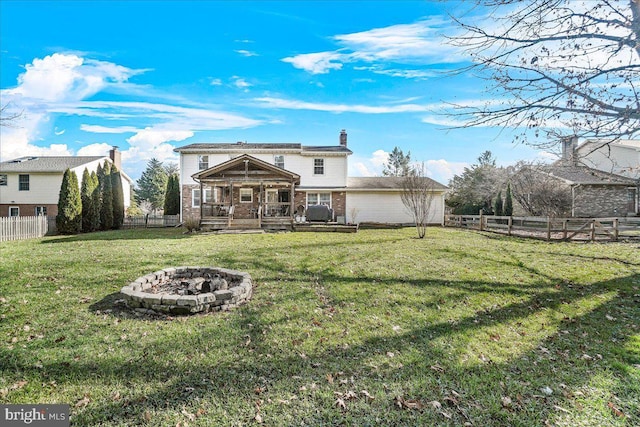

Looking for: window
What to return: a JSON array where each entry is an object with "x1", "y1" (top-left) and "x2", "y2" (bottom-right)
[
  {"x1": 628, "y1": 188, "x2": 638, "y2": 213},
  {"x1": 313, "y1": 159, "x2": 324, "y2": 175},
  {"x1": 192, "y1": 188, "x2": 212, "y2": 207},
  {"x1": 9, "y1": 207, "x2": 19, "y2": 217},
  {"x1": 274, "y1": 155, "x2": 285, "y2": 169},
  {"x1": 240, "y1": 188, "x2": 253, "y2": 203},
  {"x1": 0, "y1": 174, "x2": 7, "y2": 186},
  {"x1": 35, "y1": 206, "x2": 47, "y2": 216},
  {"x1": 307, "y1": 192, "x2": 331, "y2": 207},
  {"x1": 18, "y1": 174, "x2": 29, "y2": 191},
  {"x1": 198, "y1": 155, "x2": 209, "y2": 170}
]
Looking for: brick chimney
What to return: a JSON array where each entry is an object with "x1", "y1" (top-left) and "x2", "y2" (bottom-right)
[
  {"x1": 561, "y1": 136, "x2": 578, "y2": 165},
  {"x1": 109, "y1": 146, "x2": 122, "y2": 171},
  {"x1": 339, "y1": 129, "x2": 347, "y2": 147}
]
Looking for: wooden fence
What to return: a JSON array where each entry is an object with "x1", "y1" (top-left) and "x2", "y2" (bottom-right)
[
  {"x1": 0, "y1": 215, "x2": 49, "y2": 242},
  {"x1": 445, "y1": 214, "x2": 640, "y2": 242},
  {"x1": 123, "y1": 214, "x2": 180, "y2": 229}
]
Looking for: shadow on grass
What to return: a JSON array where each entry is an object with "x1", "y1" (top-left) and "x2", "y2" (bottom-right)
[{"x1": 41, "y1": 228, "x2": 192, "y2": 243}]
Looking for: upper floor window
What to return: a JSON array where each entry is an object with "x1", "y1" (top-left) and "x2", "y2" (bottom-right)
[
  {"x1": 0, "y1": 174, "x2": 7, "y2": 186},
  {"x1": 313, "y1": 158, "x2": 324, "y2": 175},
  {"x1": 274, "y1": 155, "x2": 285, "y2": 169},
  {"x1": 18, "y1": 174, "x2": 29, "y2": 191},
  {"x1": 198, "y1": 155, "x2": 209, "y2": 170}
]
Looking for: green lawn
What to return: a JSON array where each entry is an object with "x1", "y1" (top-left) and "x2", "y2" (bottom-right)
[{"x1": 1, "y1": 227, "x2": 638, "y2": 426}]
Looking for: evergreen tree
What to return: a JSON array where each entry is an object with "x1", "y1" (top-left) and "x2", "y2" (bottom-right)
[
  {"x1": 382, "y1": 147, "x2": 413, "y2": 177},
  {"x1": 136, "y1": 158, "x2": 168, "y2": 212},
  {"x1": 100, "y1": 161, "x2": 114, "y2": 230},
  {"x1": 504, "y1": 183, "x2": 514, "y2": 216},
  {"x1": 90, "y1": 171, "x2": 101, "y2": 231},
  {"x1": 80, "y1": 168, "x2": 94, "y2": 232},
  {"x1": 126, "y1": 188, "x2": 143, "y2": 216},
  {"x1": 494, "y1": 190, "x2": 503, "y2": 216},
  {"x1": 111, "y1": 166, "x2": 125, "y2": 229},
  {"x1": 56, "y1": 168, "x2": 82, "y2": 234},
  {"x1": 163, "y1": 174, "x2": 180, "y2": 215}
]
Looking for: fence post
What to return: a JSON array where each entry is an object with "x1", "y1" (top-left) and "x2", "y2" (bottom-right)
[
  {"x1": 479, "y1": 210, "x2": 484, "y2": 231},
  {"x1": 546, "y1": 217, "x2": 551, "y2": 241},
  {"x1": 613, "y1": 218, "x2": 619, "y2": 241},
  {"x1": 590, "y1": 220, "x2": 596, "y2": 242},
  {"x1": 508, "y1": 216, "x2": 513, "y2": 236},
  {"x1": 562, "y1": 219, "x2": 568, "y2": 241}
]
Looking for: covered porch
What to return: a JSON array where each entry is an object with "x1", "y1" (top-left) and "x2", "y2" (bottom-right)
[{"x1": 192, "y1": 154, "x2": 301, "y2": 230}]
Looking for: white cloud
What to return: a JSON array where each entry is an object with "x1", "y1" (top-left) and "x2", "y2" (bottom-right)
[
  {"x1": 282, "y1": 51, "x2": 345, "y2": 74},
  {"x1": 235, "y1": 49, "x2": 258, "y2": 57},
  {"x1": 77, "y1": 143, "x2": 114, "y2": 156},
  {"x1": 210, "y1": 78, "x2": 223, "y2": 86},
  {"x1": 80, "y1": 124, "x2": 139, "y2": 134},
  {"x1": 282, "y1": 18, "x2": 462, "y2": 75},
  {"x1": 424, "y1": 159, "x2": 467, "y2": 183},
  {"x1": 255, "y1": 97, "x2": 434, "y2": 114},
  {"x1": 232, "y1": 76, "x2": 252, "y2": 91},
  {"x1": 348, "y1": 149, "x2": 389, "y2": 177}
]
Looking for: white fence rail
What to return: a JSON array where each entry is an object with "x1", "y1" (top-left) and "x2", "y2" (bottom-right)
[{"x1": 0, "y1": 215, "x2": 49, "y2": 242}]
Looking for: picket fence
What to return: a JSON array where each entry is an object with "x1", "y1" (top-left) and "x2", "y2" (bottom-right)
[{"x1": 0, "y1": 215, "x2": 49, "y2": 242}]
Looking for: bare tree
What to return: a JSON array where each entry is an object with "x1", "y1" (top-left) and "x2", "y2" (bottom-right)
[
  {"x1": 509, "y1": 162, "x2": 572, "y2": 217},
  {"x1": 448, "y1": 0, "x2": 640, "y2": 147},
  {"x1": 0, "y1": 103, "x2": 22, "y2": 128},
  {"x1": 401, "y1": 163, "x2": 438, "y2": 239}
]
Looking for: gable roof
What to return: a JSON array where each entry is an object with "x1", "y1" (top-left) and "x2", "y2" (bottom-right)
[
  {"x1": 0, "y1": 156, "x2": 105, "y2": 173},
  {"x1": 347, "y1": 176, "x2": 448, "y2": 191},
  {"x1": 540, "y1": 164, "x2": 637, "y2": 185},
  {"x1": 174, "y1": 142, "x2": 352, "y2": 155},
  {"x1": 192, "y1": 154, "x2": 301, "y2": 183}
]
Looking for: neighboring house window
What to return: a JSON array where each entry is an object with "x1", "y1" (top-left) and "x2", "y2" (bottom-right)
[
  {"x1": 9, "y1": 207, "x2": 19, "y2": 217},
  {"x1": 0, "y1": 174, "x2": 7, "y2": 186},
  {"x1": 35, "y1": 206, "x2": 47, "y2": 216},
  {"x1": 307, "y1": 192, "x2": 331, "y2": 207},
  {"x1": 313, "y1": 159, "x2": 324, "y2": 175},
  {"x1": 18, "y1": 174, "x2": 29, "y2": 191},
  {"x1": 240, "y1": 188, "x2": 253, "y2": 203},
  {"x1": 192, "y1": 188, "x2": 212, "y2": 207},
  {"x1": 198, "y1": 155, "x2": 209, "y2": 170},
  {"x1": 274, "y1": 155, "x2": 285, "y2": 169},
  {"x1": 628, "y1": 188, "x2": 638, "y2": 213}
]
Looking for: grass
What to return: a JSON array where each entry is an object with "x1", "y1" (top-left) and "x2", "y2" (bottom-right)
[{"x1": 1, "y1": 227, "x2": 639, "y2": 426}]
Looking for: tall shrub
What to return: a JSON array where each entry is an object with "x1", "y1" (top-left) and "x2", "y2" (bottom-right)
[
  {"x1": 494, "y1": 190, "x2": 504, "y2": 216},
  {"x1": 80, "y1": 168, "x2": 95, "y2": 232},
  {"x1": 56, "y1": 168, "x2": 82, "y2": 234},
  {"x1": 100, "y1": 161, "x2": 114, "y2": 230},
  {"x1": 111, "y1": 166, "x2": 125, "y2": 229},
  {"x1": 163, "y1": 174, "x2": 180, "y2": 215},
  {"x1": 504, "y1": 183, "x2": 514, "y2": 216},
  {"x1": 90, "y1": 171, "x2": 101, "y2": 231}
]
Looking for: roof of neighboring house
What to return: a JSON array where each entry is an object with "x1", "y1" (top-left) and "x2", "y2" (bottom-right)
[
  {"x1": 347, "y1": 176, "x2": 448, "y2": 191},
  {"x1": 577, "y1": 139, "x2": 640, "y2": 153},
  {"x1": 0, "y1": 156, "x2": 105, "y2": 173},
  {"x1": 174, "y1": 142, "x2": 352, "y2": 154},
  {"x1": 541, "y1": 164, "x2": 637, "y2": 185}
]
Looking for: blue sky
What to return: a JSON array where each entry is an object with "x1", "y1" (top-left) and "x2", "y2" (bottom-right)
[{"x1": 0, "y1": 1, "x2": 551, "y2": 183}]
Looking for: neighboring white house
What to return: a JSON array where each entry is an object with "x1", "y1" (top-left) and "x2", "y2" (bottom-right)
[
  {"x1": 174, "y1": 130, "x2": 448, "y2": 229},
  {"x1": 0, "y1": 147, "x2": 132, "y2": 218},
  {"x1": 576, "y1": 139, "x2": 640, "y2": 180}
]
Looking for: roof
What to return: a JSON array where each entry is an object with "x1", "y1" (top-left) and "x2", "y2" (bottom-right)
[
  {"x1": 541, "y1": 164, "x2": 637, "y2": 185},
  {"x1": 347, "y1": 176, "x2": 448, "y2": 191},
  {"x1": 0, "y1": 156, "x2": 105, "y2": 173},
  {"x1": 577, "y1": 139, "x2": 640, "y2": 152},
  {"x1": 192, "y1": 154, "x2": 301, "y2": 184},
  {"x1": 174, "y1": 142, "x2": 352, "y2": 154}
]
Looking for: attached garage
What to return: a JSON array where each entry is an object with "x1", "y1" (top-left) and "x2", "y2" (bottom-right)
[{"x1": 345, "y1": 177, "x2": 447, "y2": 226}]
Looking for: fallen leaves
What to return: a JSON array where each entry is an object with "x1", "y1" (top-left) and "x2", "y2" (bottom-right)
[
  {"x1": 75, "y1": 394, "x2": 91, "y2": 408},
  {"x1": 608, "y1": 402, "x2": 625, "y2": 418}
]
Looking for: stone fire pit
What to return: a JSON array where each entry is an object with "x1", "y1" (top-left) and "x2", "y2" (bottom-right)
[{"x1": 120, "y1": 267, "x2": 253, "y2": 315}]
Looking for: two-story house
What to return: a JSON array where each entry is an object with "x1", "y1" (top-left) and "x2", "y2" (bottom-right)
[
  {"x1": 575, "y1": 139, "x2": 640, "y2": 180},
  {"x1": 174, "y1": 130, "x2": 447, "y2": 230},
  {"x1": 0, "y1": 147, "x2": 132, "y2": 218}
]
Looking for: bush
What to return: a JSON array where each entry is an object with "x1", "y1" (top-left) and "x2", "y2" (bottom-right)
[
  {"x1": 183, "y1": 216, "x2": 200, "y2": 233},
  {"x1": 56, "y1": 169, "x2": 82, "y2": 234}
]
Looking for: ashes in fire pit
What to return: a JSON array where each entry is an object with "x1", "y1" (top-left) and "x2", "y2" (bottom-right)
[{"x1": 120, "y1": 267, "x2": 253, "y2": 315}]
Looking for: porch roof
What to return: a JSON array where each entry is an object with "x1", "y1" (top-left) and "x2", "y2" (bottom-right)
[{"x1": 192, "y1": 154, "x2": 301, "y2": 184}]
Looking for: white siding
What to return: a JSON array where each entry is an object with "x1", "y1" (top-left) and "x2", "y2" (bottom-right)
[
  {"x1": 180, "y1": 152, "x2": 348, "y2": 187},
  {"x1": 0, "y1": 173, "x2": 63, "y2": 204},
  {"x1": 580, "y1": 144, "x2": 640, "y2": 179},
  {"x1": 347, "y1": 191, "x2": 445, "y2": 225}
]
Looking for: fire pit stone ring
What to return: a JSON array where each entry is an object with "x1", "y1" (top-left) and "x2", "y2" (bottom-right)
[{"x1": 120, "y1": 266, "x2": 253, "y2": 315}]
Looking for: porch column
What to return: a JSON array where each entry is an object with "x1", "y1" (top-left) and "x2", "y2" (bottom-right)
[
  {"x1": 290, "y1": 182, "x2": 295, "y2": 220},
  {"x1": 199, "y1": 180, "x2": 203, "y2": 221}
]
